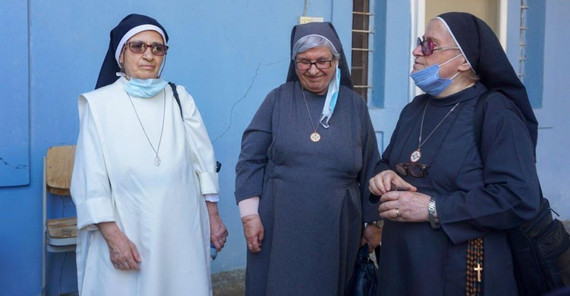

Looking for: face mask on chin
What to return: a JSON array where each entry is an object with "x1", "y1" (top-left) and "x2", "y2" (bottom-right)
[
  {"x1": 124, "y1": 77, "x2": 168, "y2": 98},
  {"x1": 410, "y1": 54, "x2": 462, "y2": 96}
]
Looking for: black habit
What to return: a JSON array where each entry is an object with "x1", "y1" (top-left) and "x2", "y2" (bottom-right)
[{"x1": 376, "y1": 12, "x2": 540, "y2": 295}]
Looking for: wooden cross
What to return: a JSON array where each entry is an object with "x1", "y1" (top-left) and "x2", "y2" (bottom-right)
[{"x1": 474, "y1": 263, "x2": 483, "y2": 282}]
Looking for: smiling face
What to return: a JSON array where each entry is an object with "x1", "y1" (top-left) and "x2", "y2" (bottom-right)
[
  {"x1": 295, "y1": 46, "x2": 338, "y2": 95},
  {"x1": 119, "y1": 30, "x2": 165, "y2": 79}
]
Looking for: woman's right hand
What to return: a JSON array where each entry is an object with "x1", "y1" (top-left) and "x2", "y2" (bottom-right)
[
  {"x1": 241, "y1": 214, "x2": 264, "y2": 253},
  {"x1": 97, "y1": 221, "x2": 141, "y2": 271},
  {"x1": 369, "y1": 170, "x2": 417, "y2": 195}
]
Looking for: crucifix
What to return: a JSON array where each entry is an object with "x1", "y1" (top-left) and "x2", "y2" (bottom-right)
[{"x1": 474, "y1": 263, "x2": 483, "y2": 282}]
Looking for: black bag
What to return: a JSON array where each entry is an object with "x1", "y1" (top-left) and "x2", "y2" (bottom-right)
[
  {"x1": 350, "y1": 245, "x2": 378, "y2": 296},
  {"x1": 474, "y1": 90, "x2": 570, "y2": 295},
  {"x1": 509, "y1": 198, "x2": 570, "y2": 295}
]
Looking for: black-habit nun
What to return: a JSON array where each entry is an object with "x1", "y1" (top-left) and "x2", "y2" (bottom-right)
[{"x1": 437, "y1": 12, "x2": 538, "y2": 150}]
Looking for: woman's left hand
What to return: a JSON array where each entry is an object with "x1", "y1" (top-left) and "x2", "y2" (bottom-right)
[
  {"x1": 361, "y1": 224, "x2": 382, "y2": 253},
  {"x1": 206, "y1": 202, "x2": 229, "y2": 252},
  {"x1": 379, "y1": 191, "x2": 431, "y2": 222}
]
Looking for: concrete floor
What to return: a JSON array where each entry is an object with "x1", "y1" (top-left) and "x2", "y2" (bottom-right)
[
  {"x1": 212, "y1": 269, "x2": 245, "y2": 296},
  {"x1": 58, "y1": 269, "x2": 246, "y2": 296}
]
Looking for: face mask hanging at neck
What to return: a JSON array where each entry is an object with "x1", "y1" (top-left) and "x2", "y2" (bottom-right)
[
  {"x1": 319, "y1": 66, "x2": 341, "y2": 128},
  {"x1": 410, "y1": 54, "x2": 462, "y2": 96},
  {"x1": 124, "y1": 77, "x2": 168, "y2": 98}
]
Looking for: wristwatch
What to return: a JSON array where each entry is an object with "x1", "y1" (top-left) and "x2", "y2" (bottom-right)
[
  {"x1": 428, "y1": 198, "x2": 441, "y2": 230},
  {"x1": 369, "y1": 220, "x2": 384, "y2": 228}
]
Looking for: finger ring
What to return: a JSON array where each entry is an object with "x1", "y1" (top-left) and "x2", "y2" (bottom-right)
[{"x1": 395, "y1": 209, "x2": 400, "y2": 217}]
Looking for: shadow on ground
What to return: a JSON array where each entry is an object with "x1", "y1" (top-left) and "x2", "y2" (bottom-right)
[{"x1": 212, "y1": 268, "x2": 245, "y2": 296}]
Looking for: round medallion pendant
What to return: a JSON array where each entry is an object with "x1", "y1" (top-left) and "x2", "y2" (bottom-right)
[
  {"x1": 410, "y1": 149, "x2": 421, "y2": 163},
  {"x1": 310, "y1": 132, "x2": 321, "y2": 143}
]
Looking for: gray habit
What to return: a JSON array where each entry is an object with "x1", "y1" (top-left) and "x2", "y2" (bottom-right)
[{"x1": 235, "y1": 81, "x2": 380, "y2": 296}]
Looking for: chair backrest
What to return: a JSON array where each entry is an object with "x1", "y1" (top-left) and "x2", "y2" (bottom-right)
[{"x1": 46, "y1": 145, "x2": 75, "y2": 196}]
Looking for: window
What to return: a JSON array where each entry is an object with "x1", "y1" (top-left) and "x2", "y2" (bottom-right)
[
  {"x1": 351, "y1": 0, "x2": 374, "y2": 101},
  {"x1": 521, "y1": 0, "x2": 545, "y2": 108}
]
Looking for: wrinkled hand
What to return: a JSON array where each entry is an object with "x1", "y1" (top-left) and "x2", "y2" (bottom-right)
[
  {"x1": 378, "y1": 191, "x2": 431, "y2": 222},
  {"x1": 369, "y1": 170, "x2": 417, "y2": 196},
  {"x1": 241, "y1": 214, "x2": 264, "y2": 253},
  {"x1": 361, "y1": 224, "x2": 382, "y2": 253},
  {"x1": 207, "y1": 202, "x2": 229, "y2": 252},
  {"x1": 98, "y1": 222, "x2": 141, "y2": 271}
]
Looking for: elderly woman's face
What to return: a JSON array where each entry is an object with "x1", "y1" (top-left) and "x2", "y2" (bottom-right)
[
  {"x1": 295, "y1": 46, "x2": 337, "y2": 95},
  {"x1": 412, "y1": 19, "x2": 462, "y2": 78},
  {"x1": 119, "y1": 30, "x2": 165, "y2": 79}
]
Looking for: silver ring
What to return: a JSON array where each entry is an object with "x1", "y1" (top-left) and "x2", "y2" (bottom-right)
[{"x1": 395, "y1": 209, "x2": 400, "y2": 217}]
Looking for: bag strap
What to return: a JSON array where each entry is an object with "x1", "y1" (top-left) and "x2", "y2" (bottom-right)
[
  {"x1": 168, "y1": 82, "x2": 183, "y2": 118},
  {"x1": 168, "y1": 81, "x2": 221, "y2": 173}
]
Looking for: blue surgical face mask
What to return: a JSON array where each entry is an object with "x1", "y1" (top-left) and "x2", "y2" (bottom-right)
[
  {"x1": 124, "y1": 77, "x2": 168, "y2": 98},
  {"x1": 410, "y1": 54, "x2": 462, "y2": 96}
]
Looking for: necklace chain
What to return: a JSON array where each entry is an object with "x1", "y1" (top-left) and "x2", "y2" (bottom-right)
[
  {"x1": 301, "y1": 88, "x2": 321, "y2": 142},
  {"x1": 127, "y1": 90, "x2": 166, "y2": 166},
  {"x1": 410, "y1": 101, "x2": 460, "y2": 163},
  {"x1": 418, "y1": 101, "x2": 460, "y2": 148}
]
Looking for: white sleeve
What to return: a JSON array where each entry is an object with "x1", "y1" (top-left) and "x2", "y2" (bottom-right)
[
  {"x1": 178, "y1": 86, "x2": 219, "y2": 195},
  {"x1": 70, "y1": 95, "x2": 115, "y2": 230},
  {"x1": 204, "y1": 194, "x2": 219, "y2": 202}
]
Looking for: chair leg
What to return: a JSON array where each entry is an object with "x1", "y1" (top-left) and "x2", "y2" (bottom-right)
[{"x1": 42, "y1": 157, "x2": 47, "y2": 296}]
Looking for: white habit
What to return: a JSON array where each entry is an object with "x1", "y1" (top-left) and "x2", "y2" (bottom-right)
[{"x1": 70, "y1": 77, "x2": 219, "y2": 296}]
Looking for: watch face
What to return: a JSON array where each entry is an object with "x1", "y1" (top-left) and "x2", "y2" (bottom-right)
[
  {"x1": 428, "y1": 200, "x2": 436, "y2": 214},
  {"x1": 374, "y1": 220, "x2": 384, "y2": 228}
]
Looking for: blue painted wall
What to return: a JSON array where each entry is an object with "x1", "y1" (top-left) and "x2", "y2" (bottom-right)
[
  {"x1": 369, "y1": 0, "x2": 412, "y2": 152},
  {"x1": 525, "y1": 0, "x2": 546, "y2": 108},
  {"x1": 533, "y1": 0, "x2": 570, "y2": 219},
  {"x1": 0, "y1": 0, "x2": 29, "y2": 186},
  {"x1": 0, "y1": 1, "x2": 351, "y2": 295}
]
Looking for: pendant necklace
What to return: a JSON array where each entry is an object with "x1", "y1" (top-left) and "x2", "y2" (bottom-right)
[
  {"x1": 127, "y1": 90, "x2": 166, "y2": 166},
  {"x1": 411, "y1": 101, "x2": 460, "y2": 163},
  {"x1": 301, "y1": 88, "x2": 321, "y2": 142}
]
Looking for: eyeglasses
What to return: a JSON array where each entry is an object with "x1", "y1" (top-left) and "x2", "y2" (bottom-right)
[
  {"x1": 395, "y1": 162, "x2": 429, "y2": 178},
  {"x1": 125, "y1": 41, "x2": 169, "y2": 56},
  {"x1": 295, "y1": 59, "x2": 333, "y2": 70},
  {"x1": 417, "y1": 37, "x2": 459, "y2": 56}
]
